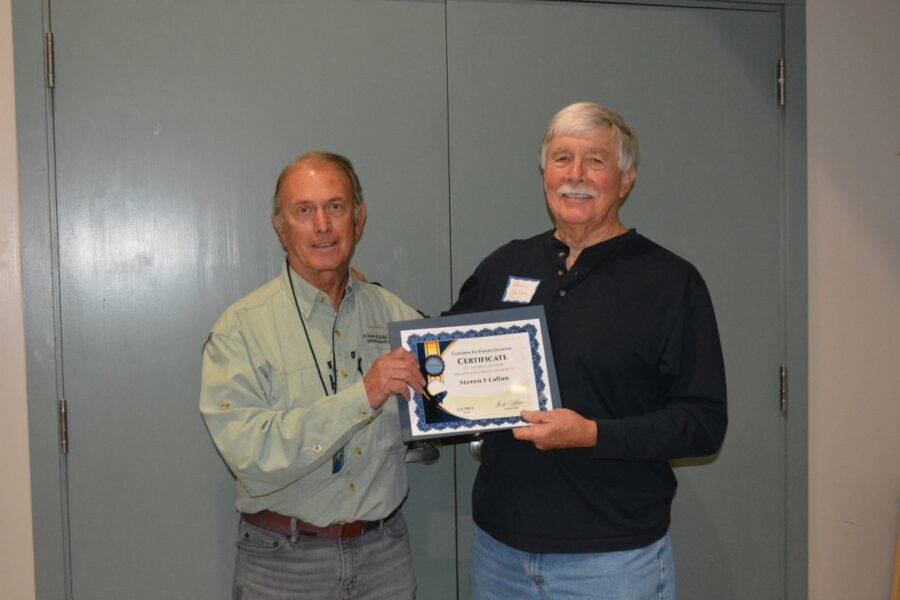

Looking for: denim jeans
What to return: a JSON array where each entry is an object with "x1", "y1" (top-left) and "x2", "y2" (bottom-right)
[
  {"x1": 232, "y1": 511, "x2": 415, "y2": 599},
  {"x1": 471, "y1": 525, "x2": 675, "y2": 600}
]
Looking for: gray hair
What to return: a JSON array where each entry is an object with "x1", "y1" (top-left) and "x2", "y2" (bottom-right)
[
  {"x1": 539, "y1": 102, "x2": 640, "y2": 172},
  {"x1": 271, "y1": 150, "x2": 364, "y2": 222}
]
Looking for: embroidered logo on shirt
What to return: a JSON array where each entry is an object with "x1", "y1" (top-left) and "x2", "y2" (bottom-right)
[
  {"x1": 502, "y1": 276, "x2": 540, "y2": 304},
  {"x1": 363, "y1": 324, "x2": 389, "y2": 345}
]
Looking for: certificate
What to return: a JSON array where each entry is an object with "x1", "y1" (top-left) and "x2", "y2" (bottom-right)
[{"x1": 388, "y1": 305, "x2": 561, "y2": 442}]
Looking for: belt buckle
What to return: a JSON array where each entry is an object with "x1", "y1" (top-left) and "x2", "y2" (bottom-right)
[{"x1": 341, "y1": 521, "x2": 365, "y2": 538}]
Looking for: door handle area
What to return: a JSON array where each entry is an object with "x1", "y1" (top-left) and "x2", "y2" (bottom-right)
[
  {"x1": 468, "y1": 437, "x2": 483, "y2": 462},
  {"x1": 405, "y1": 441, "x2": 440, "y2": 465}
]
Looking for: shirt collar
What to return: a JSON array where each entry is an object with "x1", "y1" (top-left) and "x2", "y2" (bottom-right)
[
  {"x1": 282, "y1": 262, "x2": 355, "y2": 319},
  {"x1": 545, "y1": 228, "x2": 637, "y2": 270}
]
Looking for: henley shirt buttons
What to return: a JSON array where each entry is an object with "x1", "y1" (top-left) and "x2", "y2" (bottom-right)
[{"x1": 558, "y1": 289, "x2": 567, "y2": 297}]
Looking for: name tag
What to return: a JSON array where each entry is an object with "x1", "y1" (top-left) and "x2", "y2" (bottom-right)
[{"x1": 502, "y1": 276, "x2": 540, "y2": 304}]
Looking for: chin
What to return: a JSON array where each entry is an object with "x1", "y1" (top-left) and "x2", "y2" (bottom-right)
[
  {"x1": 311, "y1": 260, "x2": 346, "y2": 273},
  {"x1": 552, "y1": 209, "x2": 595, "y2": 223}
]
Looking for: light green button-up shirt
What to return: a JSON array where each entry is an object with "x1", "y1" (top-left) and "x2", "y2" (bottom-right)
[{"x1": 200, "y1": 264, "x2": 420, "y2": 525}]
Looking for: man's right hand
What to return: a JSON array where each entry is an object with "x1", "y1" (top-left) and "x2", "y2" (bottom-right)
[{"x1": 363, "y1": 348, "x2": 426, "y2": 410}]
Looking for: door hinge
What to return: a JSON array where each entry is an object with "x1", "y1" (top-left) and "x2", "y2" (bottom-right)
[
  {"x1": 779, "y1": 365, "x2": 788, "y2": 416},
  {"x1": 776, "y1": 57, "x2": 785, "y2": 107},
  {"x1": 44, "y1": 31, "x2": 55, "y2": 88},
  {"x1": 58, "y1": 399, "x2": 68, "y2": 454}
]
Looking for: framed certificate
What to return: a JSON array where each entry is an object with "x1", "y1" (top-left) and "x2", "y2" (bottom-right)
[{"x1": 388, "y1": 305, "x2": 561, "y2": 442}]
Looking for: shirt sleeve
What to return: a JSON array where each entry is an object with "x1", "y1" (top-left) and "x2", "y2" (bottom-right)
[
  {"x1": 199, "y1": 329, "x2": 378, "y2": 498},
  {"x1": 592, "y1": 271, "x2": 728, "y2": 461}
]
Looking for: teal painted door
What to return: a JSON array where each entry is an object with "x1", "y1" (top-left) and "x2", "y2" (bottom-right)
[
  {"x1": 447, "y1": 2, "x2": 784, "y2": 598},
  {"x1": 43, "y1": 1, "x2": 785, "y2": 599},
  {"x1": 49, "y1": 1, "x2": 455, "y2": 598}
]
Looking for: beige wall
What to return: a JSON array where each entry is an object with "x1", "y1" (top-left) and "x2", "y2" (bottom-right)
[
  {"x1": 807, "y1": 1, "x2": 900, "y2": 599},
  {"x1": 0, "y1": 0, "x2": 37, "y2": 598}
]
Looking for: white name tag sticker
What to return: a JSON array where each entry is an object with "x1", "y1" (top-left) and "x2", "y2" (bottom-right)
[{"x1": 502, "y1": 276, "x2": 540, "y2": 304}]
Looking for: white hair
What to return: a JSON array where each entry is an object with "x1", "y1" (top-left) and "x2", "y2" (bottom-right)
[{"x1": 539, "y1": 102, "x2": 640, "y2": 172}]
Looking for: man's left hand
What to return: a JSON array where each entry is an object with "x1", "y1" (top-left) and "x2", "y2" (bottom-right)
[{"x1": 512, "y1": 408, "x2": 597, "y2": 450}]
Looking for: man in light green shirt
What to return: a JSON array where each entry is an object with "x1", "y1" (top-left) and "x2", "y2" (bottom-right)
[{"x1": 200, "y1": 151, "x2": 424, "y2": 599}]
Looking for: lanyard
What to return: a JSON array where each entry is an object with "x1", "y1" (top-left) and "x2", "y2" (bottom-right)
[
  {"x1": 286, "y1": 260, "x2": 349, "y2": 475},
  {"x1": 286, "y1": 259, "x2": 338, "y2": 396}
]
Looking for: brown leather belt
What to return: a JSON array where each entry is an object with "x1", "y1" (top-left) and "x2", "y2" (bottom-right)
[{"x1": 241, "y1": 508, "x2": 397, "y2": 540}]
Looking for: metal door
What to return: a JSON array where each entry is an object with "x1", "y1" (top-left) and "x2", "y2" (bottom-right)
[
  {"x1": 48, "y1": 1, "x2": 454, "y2": 598},
  {"x1": 446, "y1": 1, "x2": 785, "y2": 598},
  {"x1": 29, "y1": 1, "x2": 788, "y2": 599}
]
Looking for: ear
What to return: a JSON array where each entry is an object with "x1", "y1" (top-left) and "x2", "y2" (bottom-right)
[
  {"x1": 354, "y1": 201, "x2": 367, "y2": 241},
  {"x1": 619, "y1": 167, "x2": 637, "y2": 199}
]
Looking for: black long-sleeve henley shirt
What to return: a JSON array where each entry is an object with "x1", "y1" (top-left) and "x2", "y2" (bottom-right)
[{"x1": 449, "y1": 229, "x2": 727, "y2": 553}]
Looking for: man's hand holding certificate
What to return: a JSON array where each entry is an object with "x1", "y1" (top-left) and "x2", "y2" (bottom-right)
[
  {"x1": 388, "y1": 306, "x2": 561, "y2": 442},
  {"x1": 512, "y1": 408, "x2": 599, "y2": 450}
]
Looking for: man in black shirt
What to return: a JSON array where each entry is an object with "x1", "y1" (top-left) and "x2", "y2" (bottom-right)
[{"x1": 451, "y1": 102, "x2": 727, "y2": 599}]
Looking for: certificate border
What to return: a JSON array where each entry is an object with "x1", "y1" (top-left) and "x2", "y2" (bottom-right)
[{"x1": 388, "y1": 305, "x2": 561, "y2": 442}]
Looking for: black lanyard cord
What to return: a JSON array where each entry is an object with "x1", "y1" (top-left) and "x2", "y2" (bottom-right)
[
  {"x1": 330, "y1": 318, "x2": 338, "y2": 394},
  {"x1": 286, "y1": 259, "x2": 336, "y2": 397}
]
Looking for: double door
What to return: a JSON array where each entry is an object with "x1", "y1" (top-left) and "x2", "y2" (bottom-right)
[{"x1": 26, "y1": 1, "x2": 785, "y2": 598}]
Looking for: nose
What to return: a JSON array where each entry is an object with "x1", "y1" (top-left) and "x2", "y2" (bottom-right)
[
  {"x1": 313, "y1": 208, "x2": 330, "y2": 233},
  {"x1": 567, "y1": 157, "x2": 584, "y2": 181}
]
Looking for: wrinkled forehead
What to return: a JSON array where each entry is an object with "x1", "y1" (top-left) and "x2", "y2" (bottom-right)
[
  {"x1": 545, "y1": 128, "x2": 620, "y2": 161},
  {"x1": 279, "y1": 159, "x2": 354, "y2": 197},
  {"x1": 289, "y1": 157, "x2": 350, "y2": 183},
  {"x1": 548, "y1": 125, "x2": 617, "y2": 147}
]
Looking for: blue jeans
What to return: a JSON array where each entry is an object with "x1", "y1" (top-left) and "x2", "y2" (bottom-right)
[
  {"x1": 233, "y1": 511, "x2": 415, "y2": 599},
  {"x1": 471, "y1": 525, "x2": 675, "y2": 600}
]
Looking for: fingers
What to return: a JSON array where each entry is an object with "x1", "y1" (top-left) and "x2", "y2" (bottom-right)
[
  {"x1": 514, "y1": 410, "x2": 551, "y2": 442},
  {"x1": 379, "y1": 349, "x2": 425, "y2": 395},
  {"x1": 363, "y1": 348, "x2": 427, "y2": 408},
  {"x1": 397, "y1": 349, "x2": 428, "y2": 393},
  {"x1": 512, "y1": 423, "x2": 540, "y2": 441},
  {"x1": 519, "y1": 410, "x2": 548, "y2": 423},
  {"x1": 511, "y1": 409, "x2": 597, "y2": 450},
  {"x1": 350, "y1": 266, "x2": 368, "y2": 282},
  {"x1": 512, "y1": 423, "x2": 552, "y2": 451},
  {"x1": 386, "y1": 377, "x2": 412, "y2": 401}
]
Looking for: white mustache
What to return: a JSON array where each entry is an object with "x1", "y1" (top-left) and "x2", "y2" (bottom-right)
[{"x1": 557, "y1": 184, "x2": 597, "y2": 198}]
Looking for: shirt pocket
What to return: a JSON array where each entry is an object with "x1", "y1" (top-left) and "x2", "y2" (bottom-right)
[{"x1": 269, "y1": 365, "x2": 328, "y2": 411}]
